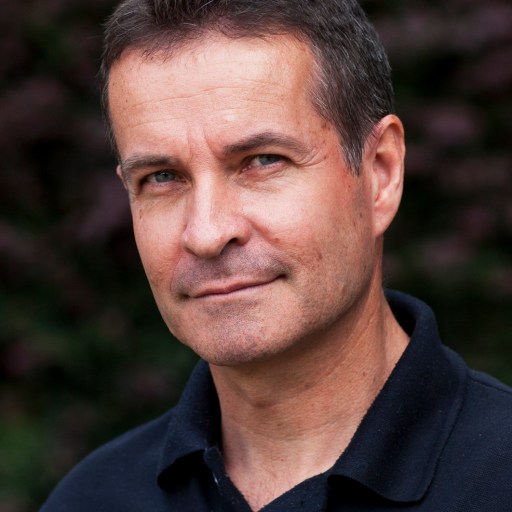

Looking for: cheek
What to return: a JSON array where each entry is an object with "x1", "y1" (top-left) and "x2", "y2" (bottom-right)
[
  {"x1": 249, "y1": 194, "x2": 316, "y2": 262},
  {"x1": 307, "y1": 183, "x2": 373, "y2": 268},
  {"x1": 248, "y1": 185, "x2": 338, "y2": 269},
  {"x1": 131, "y1": 204, "x2": 181, "y2": 287}
]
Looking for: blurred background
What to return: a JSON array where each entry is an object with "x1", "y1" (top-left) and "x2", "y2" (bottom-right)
[{"x1": 1, "y1": 0, "x2": 511, "y2": 510}]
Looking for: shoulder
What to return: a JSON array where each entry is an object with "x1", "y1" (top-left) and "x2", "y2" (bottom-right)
[
  {"x1": 468, "y1": 368, "x2": 512, "y2": 395},
  {"x1": 438, "y1": 365, "x2": 512, "y2": 495},
  {"x1": 464, "y1": 368, "x2": 512, "y2": 425},
  {"x1": 39, "y1": 408, "x2": 174, "y2": 511},
  {"x1": 422, "y1": 354, "x2": 512, "y2": 509},
  {"x1": 444, "y1": 348, "x2": 512, "y2": 450},
  {"x1": 440, "y1": 344, "x2": 512, "y2": 430},
  {"x1": 459, "y1": 368, "x2": 512, "y2": 440}
]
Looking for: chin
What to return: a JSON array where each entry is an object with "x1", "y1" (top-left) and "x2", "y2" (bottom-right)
[
  {"x1": 172, "y1": 320, "x2": 291, "y2": 368},
  {"x1": 188, "y1": 335, "x2": 282, "y2": 368},
  {"x1": 165, "y1": 304, "x2": 289, "y2": 364}
]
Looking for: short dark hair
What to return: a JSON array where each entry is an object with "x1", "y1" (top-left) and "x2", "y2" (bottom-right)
[{"x1": 100, "y1": 0, "x2": 394, "y2": 172}]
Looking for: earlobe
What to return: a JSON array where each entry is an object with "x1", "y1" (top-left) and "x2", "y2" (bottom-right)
[{"x1": 366, "y1": 115, "x2": 405, "y2": 237}]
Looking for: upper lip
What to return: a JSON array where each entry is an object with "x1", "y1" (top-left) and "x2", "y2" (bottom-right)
[{"x1": 189, "y1": 277, "x2": 278, "y2": 298}]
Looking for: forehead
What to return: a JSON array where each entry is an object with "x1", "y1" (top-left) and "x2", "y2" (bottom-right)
[
  {"x1": 108, "y1": 34, "x2": 322, "y2": 153},
  {"x1": 109, "y1": 32, "x2": 315, "y2": 92}
]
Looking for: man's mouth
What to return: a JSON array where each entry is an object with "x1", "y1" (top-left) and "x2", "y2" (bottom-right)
[{"x1": 189, "y1": 276, "x2": 281, "y2": 299}]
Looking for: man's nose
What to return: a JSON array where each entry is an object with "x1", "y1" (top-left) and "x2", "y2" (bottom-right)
[{"x1": 181, "y1": 179, "x2": 251, "y2": 259}]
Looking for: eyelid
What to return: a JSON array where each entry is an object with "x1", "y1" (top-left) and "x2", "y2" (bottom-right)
[
  {"x1": 143, "y1": 169, "x2": 180, "y2": 183},
  {"x1": 128, "y1": 169, "x2": 184, "y2": 195},
  {"x1": 245, "y1": 154, "x2": 286, "y2": 168}
]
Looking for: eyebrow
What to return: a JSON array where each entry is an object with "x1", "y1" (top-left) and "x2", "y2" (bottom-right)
[
  {"x1": 119, "y1": 131, "x2": 310, "y2": 181},
  {"x1": 222, "y1": 131, "x2": 310, "y2": 158},
  {"x1": 120, "y1": 155, "x2": 181, "y2": 183}
]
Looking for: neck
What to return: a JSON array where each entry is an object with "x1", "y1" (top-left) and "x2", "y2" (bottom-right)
[{"x1": 209, "y1": 286, "x2": 409, "y2": 511}]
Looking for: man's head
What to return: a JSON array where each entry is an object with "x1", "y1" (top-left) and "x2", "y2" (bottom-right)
[
  {"x1": 100, "y1": 0, "x2": 394, "y2": 173},
  {"x1": 104, "y1": 1, "x2": 405, "y2": 367}
]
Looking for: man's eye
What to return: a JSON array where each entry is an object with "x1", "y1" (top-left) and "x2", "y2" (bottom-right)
[
  {"x1": 148, "y1": 171, "x2": 178, "y2": 183},
  {"x1": 249, "y1": 154, "x2": 283, "y2": 167}
]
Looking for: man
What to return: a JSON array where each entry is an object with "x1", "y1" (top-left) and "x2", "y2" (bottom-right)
[{"x1": 41, "y1": 0, "x2": 512, "y2": 510}]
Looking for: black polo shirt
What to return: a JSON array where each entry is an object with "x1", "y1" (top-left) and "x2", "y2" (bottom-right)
[{"x1": 40, "y1": 290, "x2": 512, "y2": 511}]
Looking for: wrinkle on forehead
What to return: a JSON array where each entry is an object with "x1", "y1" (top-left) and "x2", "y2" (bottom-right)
[
  {"x1": 118, "y1": 97, "x2": 290, "y2": 140},
  {"x1": 109, "y1": 34, "x2": 325, "y2": 160},
  {"x1": 129, "y1": 88, "x2": 287, "y2": 112},
  {"x1": 110, "y1": 33, "x2": 314, "y2": 101}
]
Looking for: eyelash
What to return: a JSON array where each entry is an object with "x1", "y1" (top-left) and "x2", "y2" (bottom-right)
[
  {"x1": 144, "y1": 170, "x2": 180, "y2": 184},
  {"x1": 138, "y1": 153, "x2": 286, "y2": 189},
  {"x1": 244, "y1": 154, "x2": 286, "y2": 171}
]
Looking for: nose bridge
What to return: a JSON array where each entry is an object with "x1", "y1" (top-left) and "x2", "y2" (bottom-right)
[{"x1": 182, "y1": 173, "x2": 247, "y2": 258}]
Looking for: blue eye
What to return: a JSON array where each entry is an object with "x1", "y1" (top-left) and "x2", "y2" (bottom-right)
[
  {"x1": 152, "y1": 171, "x2": 177, "y2": 183},
  {"x1": 251, "y1": 154, "x2": 282, "y2": 167}
]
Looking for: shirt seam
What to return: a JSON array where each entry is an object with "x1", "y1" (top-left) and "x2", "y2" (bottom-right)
[{"x1": 468, "y1": 372, "x2": 512, "y2": 397}]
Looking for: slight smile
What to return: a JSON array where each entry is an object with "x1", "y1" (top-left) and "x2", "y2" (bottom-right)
[{"x1": 189, "y1": 277, "x2": 282, "y2": 300}]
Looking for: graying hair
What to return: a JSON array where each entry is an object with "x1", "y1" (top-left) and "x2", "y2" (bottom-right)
[{"x1": 100, "y1": 0, "x2": 394, "y2": 173}]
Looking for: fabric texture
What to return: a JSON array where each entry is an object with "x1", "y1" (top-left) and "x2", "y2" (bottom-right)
[{"x1": 40, "y1": 291, "x2": 512, "y2": 511}]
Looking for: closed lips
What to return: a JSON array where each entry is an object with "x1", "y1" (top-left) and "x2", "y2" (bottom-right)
[{"x1": 190, "y1": 277, "x2": 280, "y2": 298}]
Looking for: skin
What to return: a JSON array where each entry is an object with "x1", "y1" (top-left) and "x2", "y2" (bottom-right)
[{"x1": 109, "y1": 33, "x2": 408, "y2": 510}]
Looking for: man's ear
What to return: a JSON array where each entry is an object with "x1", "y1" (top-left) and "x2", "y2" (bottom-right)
[
  {"x1": 116, "y1": 165, "x2": 128, "y2": 190},
  {"x1": 364, "y1": 115, "x2": 405, "y2": 237}
]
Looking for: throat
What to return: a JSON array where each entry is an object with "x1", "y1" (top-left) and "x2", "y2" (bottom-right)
[
  {"x1": 228, "y1": 461, "x2": 329, "y2": 511},
  {"x1": 222, "y1": 429, "x2": 349, "y2": 511},
  {"x1": 215, "y1": 368, "x2": 380, "y2": 512}
]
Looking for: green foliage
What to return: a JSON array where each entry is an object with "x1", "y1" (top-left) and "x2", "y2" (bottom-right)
[{"x1": 1, "y1": 1, "x2": 511, "y2": 510}]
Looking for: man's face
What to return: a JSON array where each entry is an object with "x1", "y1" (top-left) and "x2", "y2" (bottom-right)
[{"x1": 108, "y1": 34, "x2": 383, "y2": 366}]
